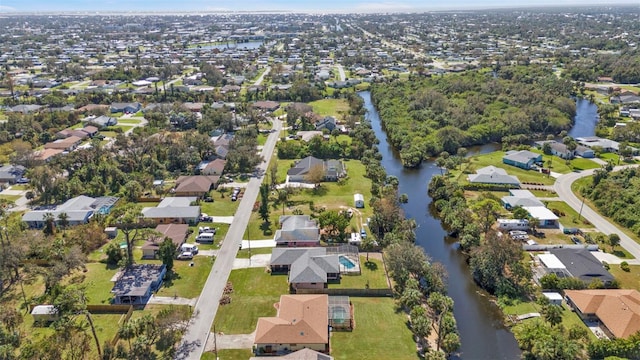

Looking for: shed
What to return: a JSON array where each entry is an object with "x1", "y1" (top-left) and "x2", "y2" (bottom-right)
[
  {"x1": 354, "y1": 193, "x2": 365, "y2": 208},
  {"x1": 31, "y1": 305, "x2": 59, "y2": 324},
  {"x1": 543, "y1": 292, "x2": 563, "y2": 305},
  {"x1": 522, "y1": 206, "x2": 559, "y2": 227},
  {"x1": 104, "y1": 226, "x2": 118, "y2": 238}
]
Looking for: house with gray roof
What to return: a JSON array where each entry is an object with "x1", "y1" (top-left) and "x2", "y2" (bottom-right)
[
  {"x1": 270, "y1": 247, "x2": 340, "y2": 290},
  {"x1": 287, "y1": 156, "x2": 346, "y2": 183},
  {"x1": 502, "y1": 150, "x2": 542, "y2": 169},
  {"x1": 86, "y1": 115, "x2": 118, "y2": 129},
  {"x1": 111, "y1": 264, "x2": 166, "y2": 305},
  {"x1": 110, "y1": 102, "x2": 141, "y2": 114},
  {"x1": 550, "y1": 248, "x2": 615, "y2": 287},
  {"x1": 501, "y1": 189, "x2": 543, "y2": 209},
  {"x1": 22, "y1": 195, "x2": 118, "y2": 228},
  {"x1": 275, "y1": 215, "x2": 321, "y2": 247},
  {"x1": 467, "y1": 166, "x2": 520, "y2": 187},
  {"x1": 141, "y1": 197, "x2": 200, "y2": 225},
  {"x1": 0, "y1": 164, "x2": 26, "y2": 184}
]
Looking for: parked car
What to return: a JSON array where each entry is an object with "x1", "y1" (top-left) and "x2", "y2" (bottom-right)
[
  {"x1": 360, "y1": 229, "x2": 367, "y2": 239},
  {"x1": 231, "y1": 195, "x2": 238, "y2": 201},
  {"x1": 571, "y1": 236, "x2": 581, "y2": 244},
  {"x1": 16, "y1": 177, "x2": 29, "y2": 184},
  {"x1": 177, "y1": 252, "x2": 194, "y2": 260},
  {"x1": 563, "y1": 227, "x2": 578, "y2": 235},
  {"x1": 204, "y1": 197, "x2": 213, "y2": 202}
]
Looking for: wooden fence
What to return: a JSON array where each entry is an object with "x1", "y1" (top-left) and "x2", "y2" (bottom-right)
[{"x1": 295, "y1": 288, "x2": 393, "y2": 297}]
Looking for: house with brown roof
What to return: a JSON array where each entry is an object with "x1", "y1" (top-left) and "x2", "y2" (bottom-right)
[
  {"x1": 77, "y1": 104, "x2": 109, "y2": 113},
  {"x1": 174, "y1": 175, "x2": 220, "y2": 197},
  {"x1": 201, "y1": 159, "x2": 227, "y2": 176},
  {"x1": 254, "y1": 294, "x2": 329, "y2": 356},
  {"x1": 34, "y1": 148, "x2": 64, "y2": 162},
  {"x1": 44, "y1": 135, "x2": 83, "y2": 151},
  {"x1": 141, "y1": 224, "x2": 189, "y2": 259},
  {"x1": 564, "y1": 289, "x2": 640, "y2": 339},
  {"x1": 253, "y1": 100, "x2": 280, "y2": 112}
]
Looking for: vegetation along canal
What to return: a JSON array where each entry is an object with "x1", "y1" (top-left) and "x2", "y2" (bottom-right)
[{"x1": 360, "y1": 90, "x2": 599, "y2": 359}]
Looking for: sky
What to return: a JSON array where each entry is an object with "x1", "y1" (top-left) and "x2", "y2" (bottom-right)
[{"x1": 0, "y1": 0, "x2": 638, "y2": 13}]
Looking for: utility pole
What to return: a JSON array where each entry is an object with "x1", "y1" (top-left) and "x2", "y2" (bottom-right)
[
  {"x1": 578, "y1": 195, "x2": 585, "y2": 221},
  {"x1": 213, "y1": 324, "x2": 218, "y2": 359}
]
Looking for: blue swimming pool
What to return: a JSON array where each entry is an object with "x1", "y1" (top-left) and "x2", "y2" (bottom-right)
[{"x1": 339, "y1": 255, "x2": 356, "y2": 269}]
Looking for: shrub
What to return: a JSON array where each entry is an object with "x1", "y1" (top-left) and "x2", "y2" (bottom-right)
[{"x1": 621, "y1": 261, "x2": 630, "y2": 272}]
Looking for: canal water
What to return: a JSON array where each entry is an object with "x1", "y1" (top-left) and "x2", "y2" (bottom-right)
[
  {"x1": 360, "y1": 91, "x2": 600, "y2": 359},
  {"x1": 569, "y1": 98, "x2": 599, "y2": 138}
]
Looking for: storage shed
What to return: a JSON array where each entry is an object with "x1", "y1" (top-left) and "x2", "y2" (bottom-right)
[
  {"x1": 354, "y1": 193, "x2": 365, "y2": 208},
  {"x1": 31, "y1": 305, "x2": 59, "y2": 324}
]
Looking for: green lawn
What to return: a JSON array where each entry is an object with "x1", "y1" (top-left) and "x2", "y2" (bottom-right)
[
  {"x1": 466, "y1": 151, "x2": 555, "y2": 185},
  {"x1": 10, "y1": 184, "x2": 29, "y2": 190},
  {"x1": 204, "y1": 350, "x2": 252, "y2": 360},
  {"x1": 257, "y1": 133, "x2": 268, "y2": 146},
  {"x1": 510, "y1": 303, "x2": 596, "y2": 342},
  {"x1": 115, "y1": 125, "x2": 134, "y2": 133},
  {"x1": 545, "y1": 201, "x2": 594, "y2": 229},
  {"x1": 609, "y1": 265, "x2": 640, "y2": 291},
  {"x1": 308, "y1": 99, "x2": 349, "y2": 119},
  {"x1": 116, "y1": 119, "x2": 142, "y2": 125},
  {"x1": 331, "y1": 297, "x2": 419, "y2": 360},
  {"x1": 329, "y1": 256, "x2": 389, "y2": 289},
  {"x1": 200, "y1": 190, "x2": 241, "y2": 216},
  {"x1": 156, "y1": 256, "x2": 213, "y2": 298},
  {"x1": 570, "y1": 157, "x2": 601, "y2": 171},
  {"x1": 0, "y1": 194, "x2": 21, "y2": 202},
  {"x1": 501, "y1": 298, "x2": 539, "y2": 316},
  {"x1": 78, "y1": 263, "x2": 120, "y2": 304},
  {"x1": 529, "y1": 189, "x2": 557, "y2": 197},
  {"x1": 213, "y1": 267, "x2": 288, "y2": 334},
  {"x1": 236, "y1": 247, "x2": 273, "y2": 258}
]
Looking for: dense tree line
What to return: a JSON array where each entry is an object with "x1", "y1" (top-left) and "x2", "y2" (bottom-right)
[
  {"x1": 370, "y1": 66, "x2": 575, "y2": 167},
  {"x1": 563, "y1": 49, "x2": 640, "y2": 84},
  {"x1": 581, "y1": 167, "x2": 640, "y2": 236},
  {"x1": 428, "y1": 175, "x2": 532, "y2": 299}
]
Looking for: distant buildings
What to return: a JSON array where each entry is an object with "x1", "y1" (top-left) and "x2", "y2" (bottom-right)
[
  {"x1": 22, "y1": 195, "x2": 118, "y2": 228},
  {"x1": 467, "y1": 166, "x2": 520, "y2": 187}
]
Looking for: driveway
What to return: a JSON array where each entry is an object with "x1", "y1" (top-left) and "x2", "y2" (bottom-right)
[
  {"x1": 554, "y1": 164, "x2": 640, "y2": 261},
  {"x1": 232, "y1": 254, "x2": 271, "y2": 269},
  {"x1": 205, "y1": 332, "x2": 255, "y2": 351},
  {"x1": 176, "y1": 119, "x2": 282, "y2": 360}
]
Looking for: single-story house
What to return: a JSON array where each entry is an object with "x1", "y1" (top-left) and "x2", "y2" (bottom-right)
[
  {"x1": 576, "y1": 136, "x2": 639, "y2": 155},
  {"x1": 287, "y1": 156, "x2": 346, "y2": 183},
  {"x1": 564, "y1": 289, "x2": 640, "y2": 339},
  {"x1": 22, "y1": 195, "x2": 118, "y2": 228},
  {"x1": 497, "y1": 219, "x2": 530, "y2": 231},
  {"x1": 575, "y1": 145, "x2": 595, "y2": 158},
  {"x1": 315, "y1": 116, "x2": 337, "y2": 131},
  {"x1": 545, "y1": 141, "x2": 574, "y2": 159},
  {"x1": 0, "y1": 164, "x2": 26, "y2": 184},
  {"x1": 501, "y1": 189, "x2": 544, "y2": 209},
  {"x1": 111, "y1": 264, "x2": 166, "y2": 305},
  {"x1": 141, "y1": 197, "x2": 200, "y2": 225},
  {"x1": 253, "y1": 100, "x2": 280, "y2": 112},
  {"x1": 550, "y1": 248, "x2": 615, "y2": 286},
  {"x1": 87, "y1": 115, "x2": 118, "y2": 128},
  {"x1": 537, "y1": 253, "x2": 569, "y2": 278},
  {"x1": 200, "y1": 159, "x2": 227, "y2": 176},
  {"x1": 354, "y1": 194, "x2": 364, "y2": 208},
  {"x1": 275, "y1": 215, "x2": 321, "y2": 247},
  {"x1": 43, "y1": 135, "x2": 83, "y2": 151},
  {"x1": 141, "y1": 224, "x2": 189, "y2": 259},
  {"x1": 502, "y1": 150, "x2": 542, "y2": 170},
  {"x1": 270, "y1": 248, "x2": 340, "y2": 290},
  {"x1": 174, "y1": 176, "x2": 219, "y2": 197},
  {"x1": 76, "y1": 104, "x2": 109, "y2": 113},
  {"x1": 254, "y1": 294, "x2": 330, "y2": 356},
  {"x1": 522, "y1": 206, "x2": 559, "y2": 227},
  {"x1": 467, "y1": 166, "x2": 520, "y2": 187},
  {"x1": 110, "y1": 102, "x2": 141, "y2": 114},
  {"x1": 34, "y1": 148, "x2": 64, "y2": 162},
  {"x1": 249, "y1": 348, "x2": 334, "y2": 360},
  {"x1": 296, "y1": 131, "x2": 324, "y2": 142}
]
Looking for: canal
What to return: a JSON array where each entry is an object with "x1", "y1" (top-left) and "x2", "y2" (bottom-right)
[{"x1": 360, "y1": 91, "x2": 599, "y2": 359}]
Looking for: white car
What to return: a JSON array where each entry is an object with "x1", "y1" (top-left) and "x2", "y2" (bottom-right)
[{"x1": 177, "y1": 252, "x2": 194, "y2": 260}]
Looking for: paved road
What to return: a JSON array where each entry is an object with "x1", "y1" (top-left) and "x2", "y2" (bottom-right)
[
  {"x1": 554, "y1": 165, "x2": 640, "y2": 261},
  {"x1": 335, "y1": 64, "x2": 346, "y2": 82},
  {"x1": 254, "y1": 66, "x2": 271, "y2": 86},
  {"x1": 176, "y1": 119, "x2": 282, "y2": 360}
]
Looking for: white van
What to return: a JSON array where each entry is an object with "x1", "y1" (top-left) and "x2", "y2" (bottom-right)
[
  {"x1": 181, "y1": 243, "x2": 199, "y2": 254},
  {"x1": 196, "y1": 233, "x2": 214, "y2": 243}
]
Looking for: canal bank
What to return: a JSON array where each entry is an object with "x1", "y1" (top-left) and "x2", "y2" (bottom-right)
[
  {"x1": 360, "y1": 90, "x2": 601, "y2": 359},
  {"x1": 360, "y1": 90, "x2": 521, "y2": 359}
]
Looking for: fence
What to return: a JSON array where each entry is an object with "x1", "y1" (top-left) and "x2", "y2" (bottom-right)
[{"x1": 295, "y1": 288, "x2": 393, "y2": 297}]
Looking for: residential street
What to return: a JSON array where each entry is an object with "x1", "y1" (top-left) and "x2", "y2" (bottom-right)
[
  {"x1": 554, "y1": 165, "x2": 640, "y2": 263},
  {"x1": 253, "y1": 66, "x2": 271, "y2": 86},
  {"x1": 176, "y1": 119, "x2": 282, "y2": 360},
  {"x1": 335, "y1": 64, "x2": 346, "y2": 81}
]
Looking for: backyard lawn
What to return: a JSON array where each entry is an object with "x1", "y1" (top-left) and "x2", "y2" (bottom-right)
[
  {"x1": 609, "y1": 265, "x2": 640, "y2": 291},
  {"x1": 331, "y1": 297, "x2": 419, "y2": 360},
  {"x1": 200, "y1": 190, "x2": 241, "y2": 216},
  {"x1": 203, "y1": 350, "x2": 252, "y2": 360},
  {"x1": 308, "y1": 99, "x2": 349, "y2": 119},
  {"x1": 213, "y1": 267, "x2": 288, "y2": 334},
  {"x1": 329, "y1": 256, "x2": 389, "y2": 289}
]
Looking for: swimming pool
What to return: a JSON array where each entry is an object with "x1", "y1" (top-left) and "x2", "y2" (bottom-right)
[{"x1": 339, "y1": 255, "x2": 356, "y2": 269}]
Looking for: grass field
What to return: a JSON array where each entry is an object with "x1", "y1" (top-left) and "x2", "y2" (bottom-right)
[
  {"x1": 328, "y1": 256, "x2": 389, "y2": 289},
  {"x1": 204, "y1": 350, "x2": 252, "y2": 360},
  {"x1": 156, "y1": 256, "x2": 214, "y2": 298},
  {"x1": 308, "y1": 99, "x2": 349, "y2": 119},
  {"x1": 545, "y1": 201, "x2": 594, "y2": 229},
  {"x1": 116, "y1": 119, "x2": 143, "y2": 125},
  {"x1": 0, "y1": 194, "x2": 21, "y2": 202},
  {"x1": 115, "y1": 125, "x2": 134, "y2": 133},
  {"x1": 213, "y1": 267, "x2": 288, "y2": 334},
  {"x1": 76, "y1": 263, "x2": 120, "y2": 304},
  {"x1": 9, "y1": 184, "x2": 29, "y2": 190},
  {"x1": 331, "y1": 297, "x2": 419, "y2": 360},
  {"x1": 200, "y1": 190, "x2": 241, "y2": 216}
]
